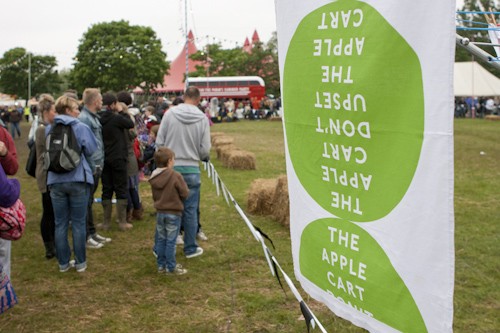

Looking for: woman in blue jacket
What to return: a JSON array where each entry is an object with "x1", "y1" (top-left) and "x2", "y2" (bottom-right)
[{"x1": 46, "y1": 96, "x2": 97, "y2": 273}]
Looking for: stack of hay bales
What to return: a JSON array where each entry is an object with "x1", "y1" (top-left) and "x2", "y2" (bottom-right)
[
  {"x1": 247, "y1": 175, "x2": 289, "y2": 227},
  {"x1": 485, "y1": 115, "x2": 500, "y2": 121},
  {"x1": 211, "y1": 132, "x2": 256, "y2": 170},
  {"x1": 247, "y1": 178, "x2": 277, "y2": 215},
  {"x1": 225, "y1": 150, "x2": 256, "y2": 170},
  {"x1": 271, "y1": 175, "x2": 289, "y2": 227}
]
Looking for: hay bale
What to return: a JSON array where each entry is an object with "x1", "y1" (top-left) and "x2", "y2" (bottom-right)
[
  {"x1": 268, "y1": 116, "x2": 282, "y2": 122},
  {"x1": 216, "y1": 144, "x2": 238, "y2": 161},
  {"x1": 210, "y1": 132, "x2": 225, "y2": 144},
  {"x1": 219, "y1": 147, "x2": 236, "y2": 164},
  {"x1": 247, "y1": 178, "x2": 277, "y2": 215},
  {"x1": 212, "y1": 136, "x2": 234, "y2": 148},
  {"x1": 224, "y1": 150, "x2": 256, "y2": 170},
  {"x1": 485, "y1": 115, "x2": 500, "y2": 121},
  {"x1": 272, "y1": 175, "x2": 290, "y2": 227}
]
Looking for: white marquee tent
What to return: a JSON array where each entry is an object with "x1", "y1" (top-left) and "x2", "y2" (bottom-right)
[{"x1": 454, "y1": 61, "x2": 500, "y2": 96}]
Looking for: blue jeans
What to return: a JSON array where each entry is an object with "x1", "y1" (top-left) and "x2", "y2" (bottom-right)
[
  {"x1": 156, "y1": 213, "x2": 181, "y2": 271},
  {"x1": 9, "y1": 122, "x2": 20, "y2": 139},
  {"x1": 127, "y1": 174, "x2": 141, "y2": 210},
  {"x1": 50, "y1": 182, "x2": 89, "y2": 271},
  {"x1": 152, "y1": 173, "x2": 201, "y2": 256},
  {"x1": 181, "y1": 173, "x2": 201, "y2": 255}
]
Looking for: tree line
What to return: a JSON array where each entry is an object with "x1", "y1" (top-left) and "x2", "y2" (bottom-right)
[{"x1": 0, "y1": 20, "x2": 279, "y2": 100}]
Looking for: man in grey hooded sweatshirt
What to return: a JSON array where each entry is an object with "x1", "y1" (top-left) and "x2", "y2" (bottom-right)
[{"x1": 156, "y1": 87, "x2": 211, "y2": 258}]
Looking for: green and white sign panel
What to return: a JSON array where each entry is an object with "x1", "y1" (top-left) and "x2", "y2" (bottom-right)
[{"x1": 275, "y1": 0, "x2": 455, "y2": 332}]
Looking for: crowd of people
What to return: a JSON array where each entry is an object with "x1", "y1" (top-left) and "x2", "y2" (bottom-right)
[
  {"x1": 454, "y1": 96, "x2": 500, "y2": 118},
  {"x1": 202, "y1": 96, "x2": 281, "y2": 122},
  {"x1": 0, "y1": 86, "x2": 212, "y2": 302}
]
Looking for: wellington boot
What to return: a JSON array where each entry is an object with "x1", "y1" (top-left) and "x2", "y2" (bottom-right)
[
  {"x1": 98, "y1": 199, "x2": 112, "y2": 231},
  {"x1": 132, "y1": 206, "x2": 143, "y2": 221},
  {"x1": 117, "y1": 199, "x2": 133, "y2": 231},
  {"x1": 44, "y1": 242, "x2": 56, "y2": 260}
]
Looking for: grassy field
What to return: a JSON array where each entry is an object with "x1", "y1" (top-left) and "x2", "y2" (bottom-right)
[{"x1": 0, "y1": 118, "x2": 498, "y2": 332}]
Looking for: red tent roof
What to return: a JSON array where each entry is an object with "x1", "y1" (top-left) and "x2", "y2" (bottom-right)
[
  {"x1": 243, "y1": 37, "x2": 252, "y2": 53},
  {"x1": 158, "y1": 30, "x2": 202, "y2": 92},
  {"x1": 251, "y1": 30, "x2": 260, "y2": 44}
]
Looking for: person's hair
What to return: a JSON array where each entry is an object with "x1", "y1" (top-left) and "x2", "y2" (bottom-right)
[
  {"x1": 117, "y1": 91, "x2": 133, "y2": 106},
  {"x1": 37, "y1": 94, "x2": 55, "y2": 114},
  {"x1": 102, "y1": 92, "x2": 117, "y2": 106},
  {"x1": 160, "y1": 102, "x2": 169, "y2": 110},
  {"x1": 150, "y1": 124, "x2": 160, "y2": 137},
  {"x1": 82, "y1": 88, "x2": 101, "y2": 106},
  {"x1": 144, "y1": 105, "x2": 155, "y2": 114},
  {"x1": 184, "y1": 87, "x2": 200, "y2": 101},
  {"x1": 55, "y1": 95, "x2": 79, "y2": 115},
  {"x1": 154, "y1": 147, "x2": 175, "y2": 168},
  {"x1": 173, "y1": 97, "x2": 184, "y2": 105},
  {"x1": 63, "y1": 89, "x2": 79, "y2": 100},
  {"x1": 118, "y1": 102, "x2": 128, "y2": 114}
]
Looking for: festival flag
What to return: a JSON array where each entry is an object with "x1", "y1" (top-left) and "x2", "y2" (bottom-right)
[{"x1": 275, "y1": 0, "x2": 455, "y2": 332}]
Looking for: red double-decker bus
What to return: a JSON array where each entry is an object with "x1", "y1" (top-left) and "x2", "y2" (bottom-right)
[{"x1": 186, "y1": 76, "x2": 266, "y2": 103}]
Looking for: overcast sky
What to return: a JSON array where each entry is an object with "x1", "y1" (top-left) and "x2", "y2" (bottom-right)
[
  {"x1": 0, "y1": 0, "x2": 277, "y2": 70},
  {"x1": 1, "y1": 0, "x2": 464, "y2": 70}
]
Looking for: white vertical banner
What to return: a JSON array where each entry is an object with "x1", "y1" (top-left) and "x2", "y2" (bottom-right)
[{"x1": 275, "y1": 0, "x2": 455, "y2": 332}]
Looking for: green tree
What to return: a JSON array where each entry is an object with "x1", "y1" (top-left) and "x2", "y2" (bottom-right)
[
  {"x1": 190, "y1": 44, "x2": 247, "y2": 77},
  {"x1": 456, "y1": 0, "x2": 500, "y2": 76},
  {"x1": 0, "y1": 47, "x2": 61, "y2": 99},
  {"x1": 189, "y1": 32, "x2": 281, "y2": 97},
  {"x1": 71, "y1": 20, "x2": 169, "y2": 92}
]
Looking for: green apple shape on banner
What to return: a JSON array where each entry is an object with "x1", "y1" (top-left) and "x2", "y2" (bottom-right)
[
  {"x1": 300, "y1": 218, "x2": 427, "y2": 333},
  {"x1": 283, "y1": 0, "x2": 424, "y2": 222}
]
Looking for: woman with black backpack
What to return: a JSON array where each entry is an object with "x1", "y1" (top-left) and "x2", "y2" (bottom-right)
[{"x1": 45, "y1": 96, "x2": 97, "y2": 273}]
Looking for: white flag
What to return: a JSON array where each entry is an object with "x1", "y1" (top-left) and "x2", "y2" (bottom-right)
[{"x1": 275, "y1": 0, "x2": 455, "y2": 332}]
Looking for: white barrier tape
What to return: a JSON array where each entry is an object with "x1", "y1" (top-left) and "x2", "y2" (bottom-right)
[
  {"x1": 214, "y1": 170, "x2": 221, "y2": 196},
  {"x1": 232, "y1": 198, "x2": 261, "y2": 242},
  {"x1": 220, "y1": 180, "x2": 230, "y2": 206},
  {"x1": 211, "y1": 163, "x2": 217, "y2": 184},
  {"x1": 205, "y1": 162, "x2": 326, "y2": 332},
  {"x1": 271, "y1": 257, "x2": 327, "y2": 333},
  {"x1": 258, "y1": 233, "x2": 276, "y2": 277}
]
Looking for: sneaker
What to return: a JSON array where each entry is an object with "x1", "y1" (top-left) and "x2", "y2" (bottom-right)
[
  {"x1": 59, "y1": 260, "x2": 75, "y2": 273},
  {"x1": 166, "y1": 264, "x2": 188, "y2": 275},
  {"x1": 87, "y1": 237, "x2": 104, "y2": 249},
  {"x1": 185, "y1": 247, "x2": 203, "y2": 259},
  {"x1": 197, "y1": 230, "x2": 208, "y2": 241},
  {"x1": 158, "y1": 267, "x2": 166, "y2": 274},
  {"x1": 176, "y1": 234, "x2": 184, "y2": 246},
  {"x1": 93, "y1": 233, "x2": 112, "y2": 243},
  {"x1": 76, "y1": 263, "x2": 87, "y2": 273}
]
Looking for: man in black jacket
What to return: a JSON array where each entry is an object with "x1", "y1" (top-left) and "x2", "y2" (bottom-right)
[{"x1": 98, "y1": 92, "x2": 135, "y2": 231}]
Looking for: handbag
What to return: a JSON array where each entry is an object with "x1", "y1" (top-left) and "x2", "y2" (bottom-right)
[
  {"x1": 25, "y1": 139, "x2": 36, "y2": 178},
  {"x1": 0, "y1": 199, "x2": 26, "y2": 241},
  {"x1": 0, "y1": 264, "x2": 18, "y2": 314}
]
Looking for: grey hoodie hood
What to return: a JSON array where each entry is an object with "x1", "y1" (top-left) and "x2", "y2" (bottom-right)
[
  {"x1": 155, "y1": 102, "x2": 211, "y2": 167},
  {"x1": 170, "y1": 103, "x2": 206, "y2": 125}
]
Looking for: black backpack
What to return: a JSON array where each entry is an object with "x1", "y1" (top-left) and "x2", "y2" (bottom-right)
[{"x1": 43, "y1": 123, "x2": 82, "y2": 173}]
